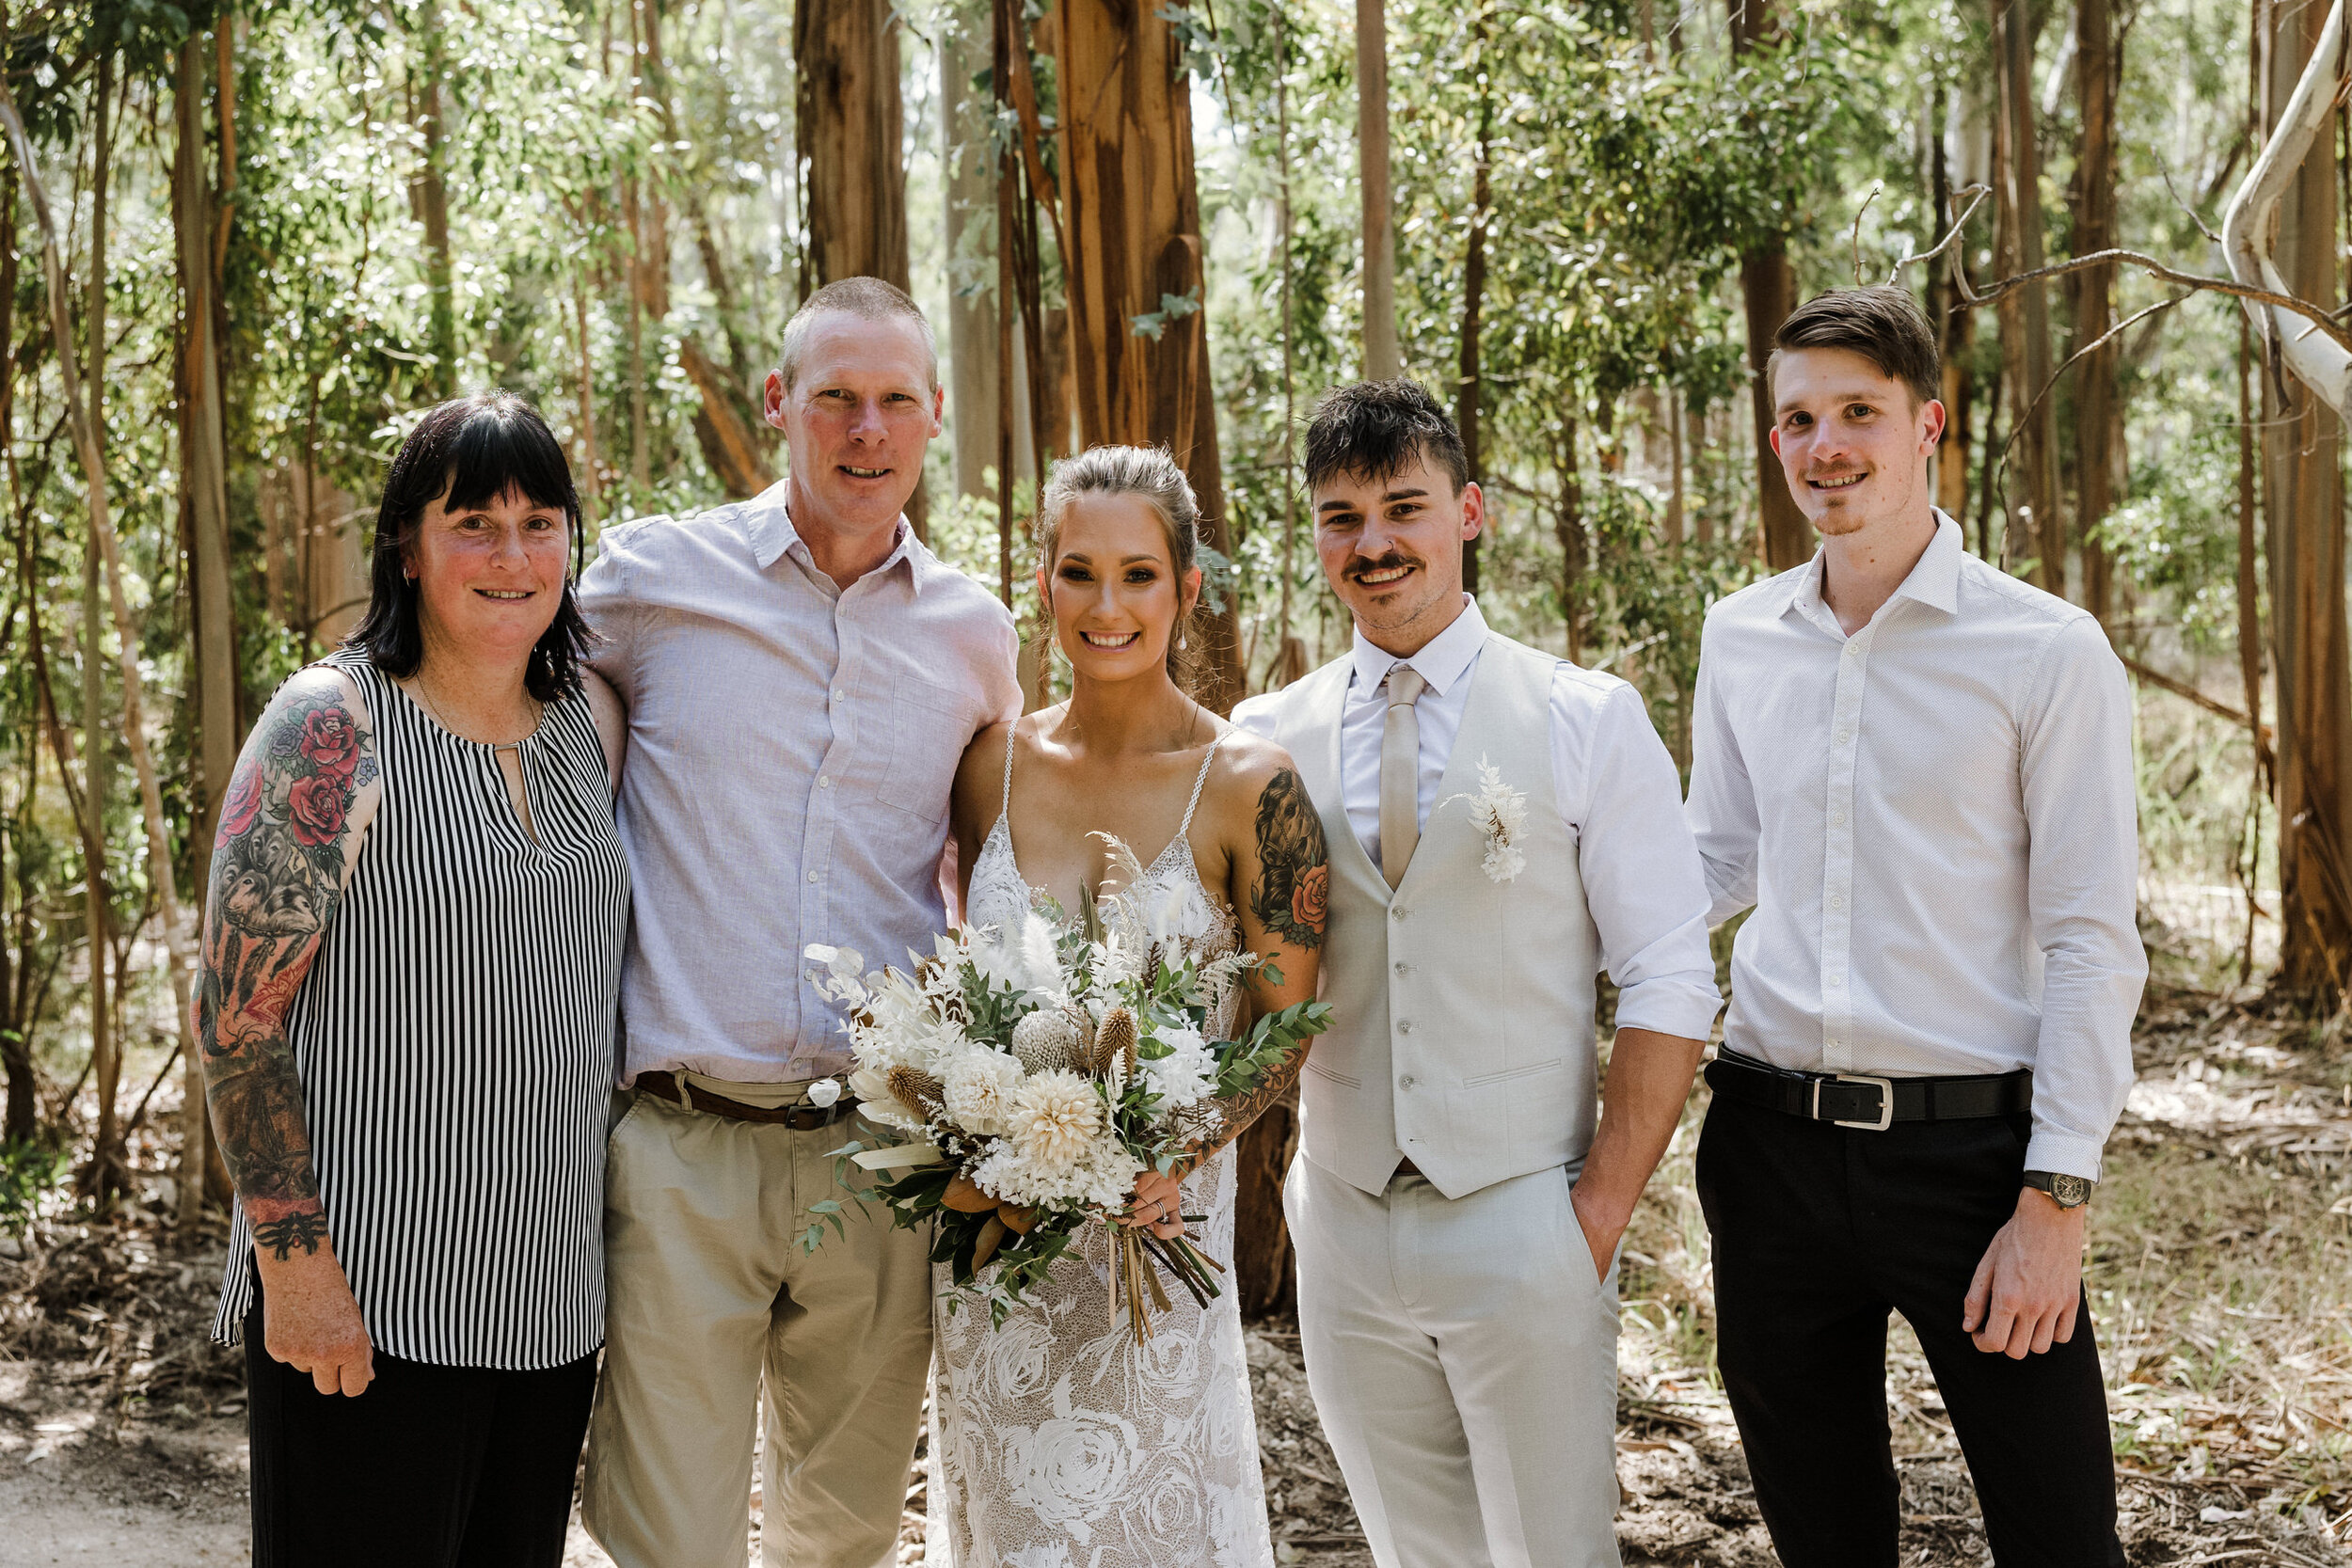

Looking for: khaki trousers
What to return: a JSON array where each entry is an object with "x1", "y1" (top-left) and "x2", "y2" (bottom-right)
[
  {"x1": 1287, "y1": 1154, "x2": 1624, "y2": 1568},
  {"x1": 582, "y1": 1087, "x2": 932, "y2": 1568}
]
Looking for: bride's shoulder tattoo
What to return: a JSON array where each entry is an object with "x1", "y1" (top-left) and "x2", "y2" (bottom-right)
[{"x1": 1248, "y1": 768, "x2": 1328, "y2": 951}]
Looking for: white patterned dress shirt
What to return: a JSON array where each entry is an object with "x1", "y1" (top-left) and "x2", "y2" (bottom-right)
[
  {"x1": 1233, "y1": 595, "x2": 1723, "y2": 1045},
  {"x1": 1685, "y1": 512, "x2": 2146, "y2": 1179}
]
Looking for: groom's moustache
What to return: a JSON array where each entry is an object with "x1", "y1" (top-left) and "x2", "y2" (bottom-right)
[{"x1": 1344, "y1": 552, "x2": 1422, "y2": 582}]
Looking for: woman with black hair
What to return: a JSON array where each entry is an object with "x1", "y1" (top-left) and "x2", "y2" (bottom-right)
[{"x1": 199, "y1": 390, "x2": 629, "y2": 1568}]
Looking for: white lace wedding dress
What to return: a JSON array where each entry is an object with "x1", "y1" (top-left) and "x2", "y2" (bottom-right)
[{"x1": 925, "y1": 725, "x2": 1275, "y2": 1568}]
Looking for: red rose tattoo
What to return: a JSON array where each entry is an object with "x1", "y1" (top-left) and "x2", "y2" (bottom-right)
[
  {"x1": 286, "y1": 773, "x2": 353, "y2": 847},
  {"x1": 215, "y1": 761, "x2": 268, "y2": 843},
  {"x1": 299, "y1": 707, "x2": 362, "y2": 776},
  {"x1": 1249, "y1": 768, "x2": 1329, "y2": 951},
  {"x1": 1291, "y1": 864, "x2": 1330, "y2": 933}
]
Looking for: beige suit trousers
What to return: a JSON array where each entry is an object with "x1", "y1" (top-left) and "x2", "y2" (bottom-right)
[
  {"x1": 1287, "y1": 1154, "x2": 1624, "y2": 1568},
  {"x1": 583, "y1": 1088, "x2": 932, "y2": 1568}
]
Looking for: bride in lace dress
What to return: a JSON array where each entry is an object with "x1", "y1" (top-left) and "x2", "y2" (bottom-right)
[{"x1": 928, "y1": 447, "x2": 1330, "y2": 1568}]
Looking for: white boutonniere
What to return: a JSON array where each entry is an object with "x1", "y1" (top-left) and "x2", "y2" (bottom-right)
[{"x1": 1441, "y1": 755, "x2": 1528, "y2": 883}]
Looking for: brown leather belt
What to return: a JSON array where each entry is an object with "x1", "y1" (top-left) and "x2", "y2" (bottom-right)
[{"x1": 635, "y1": 1070, "x2": 860, "y2": 1131}]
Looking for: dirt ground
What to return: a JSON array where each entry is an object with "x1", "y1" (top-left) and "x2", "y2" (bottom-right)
[{"x1": 3, "y1": 976, "x2": 2347, "y2": 1566}]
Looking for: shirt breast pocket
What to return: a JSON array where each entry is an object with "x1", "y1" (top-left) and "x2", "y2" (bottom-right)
[{"x1": 877, "y1": 673, "x2": 971, "y2": 825}]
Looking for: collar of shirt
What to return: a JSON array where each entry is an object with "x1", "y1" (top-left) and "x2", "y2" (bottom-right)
[
  {"x1": 1347, "y1": 594, "x2": 1489, "y2": 700},
  {"x1": 1784, "y1": 509, "x2": 1964, "y2": 640},
  {"x1": 739, "y1": 481, "x2": 926, "y2": 597}
]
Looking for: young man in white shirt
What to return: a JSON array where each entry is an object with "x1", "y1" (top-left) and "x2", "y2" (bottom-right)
[{"x1": 1685, "y1": 286, "x2": 2144, "y2": 1567}]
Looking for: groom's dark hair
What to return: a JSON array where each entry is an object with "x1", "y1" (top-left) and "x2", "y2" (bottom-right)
[
  {"x1": 1304, "y1": 380, "x2": 1470, "y2": 495},
  {"x1": 1769, "y1": 286, "x2": 1941, "y2": 410}
]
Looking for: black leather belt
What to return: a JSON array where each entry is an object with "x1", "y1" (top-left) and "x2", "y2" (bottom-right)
[
  {"x1": 636, "y1": 1070, "x2": 860, "y2": 1131},
  {"x1": 1705, "y1": 1050, "x2": 2031, "y2": 1131}
]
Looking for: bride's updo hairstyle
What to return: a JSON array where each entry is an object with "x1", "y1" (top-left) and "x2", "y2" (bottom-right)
[{"x1": 1033, "y1": 445, "x2": 1204, "y2": 687}]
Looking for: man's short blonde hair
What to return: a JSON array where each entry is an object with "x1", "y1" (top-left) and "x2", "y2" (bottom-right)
[{"x1": 777, "y1": 277, "x2": 939, "y2": 393}]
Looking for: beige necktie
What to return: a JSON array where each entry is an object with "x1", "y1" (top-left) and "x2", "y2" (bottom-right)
[{"x1": 1378, "y1": 666, "x2": 1427, "y2": 888}]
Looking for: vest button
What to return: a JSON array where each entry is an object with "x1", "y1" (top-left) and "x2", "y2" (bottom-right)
[
  {"x1": 1391, "y1": 906, "x2": 1410, "y2": 921},
  {"x1": 1396, "y1": 1020, "x2": 1415, "y2": 1035},
  {"x1": 1393, "y1": 961, "x2": 1410, "y2": 976},
  {"x1": 1399, "y1": 1075, "x2": 1419, "y2": 1090}
]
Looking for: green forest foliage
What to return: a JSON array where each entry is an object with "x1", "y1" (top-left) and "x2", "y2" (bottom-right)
[{"x1": 0, "y1": 0, "x2": 2278, "y2": 1194}]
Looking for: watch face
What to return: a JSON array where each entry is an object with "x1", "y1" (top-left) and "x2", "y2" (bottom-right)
[{"x1": 2050, "y1": 1174, "x2": 2091, "y2": 1208}]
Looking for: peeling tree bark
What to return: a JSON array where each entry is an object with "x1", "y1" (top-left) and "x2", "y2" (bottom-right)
[
  {"x1": 1053, "y1": 0, "x2": 1243, "y2": 714},
  {"x1": 2226, "y1": 0, "x2": 2352, "y2": 997}
]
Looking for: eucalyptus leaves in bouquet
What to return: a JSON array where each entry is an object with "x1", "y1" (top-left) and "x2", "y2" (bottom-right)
[{"x1": 803, "y1": 839, "x2": 1331, "y2": 1338}]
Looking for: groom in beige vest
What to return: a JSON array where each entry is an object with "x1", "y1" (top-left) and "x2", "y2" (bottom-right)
[{"x1": 1233, "y1": 382, "x2": 1722, "y2": 1567}]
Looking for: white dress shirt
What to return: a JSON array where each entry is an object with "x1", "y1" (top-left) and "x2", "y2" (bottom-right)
[
  {"x1": 1234, "y1": 596, "x2": 1723, "y2": 1045},
  {"x1": 1685, "y1": 513, "x2": 2145, "y2": 1179}
]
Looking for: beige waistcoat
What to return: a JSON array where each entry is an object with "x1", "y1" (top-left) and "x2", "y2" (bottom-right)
[{"x1": 1260, "y1": 632, "x2": 1602, "y2": 1198}]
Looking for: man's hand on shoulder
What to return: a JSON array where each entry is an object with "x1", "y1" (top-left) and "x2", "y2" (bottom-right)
[{"x1": 1962, "y1": 1186, "x2": 2087, "y2": 1357}]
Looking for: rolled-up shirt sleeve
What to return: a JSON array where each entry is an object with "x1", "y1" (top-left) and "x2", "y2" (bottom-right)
[
  {"x1": 2017, "y1": 615, "x2": 2146, "y2": 1179},
  {"x1": 1684, "y1": 612, "x2": 1761, "y2": 929},
  {"x1": 1560, "y1": 673, "x2": 1724, "y2": 1042}
]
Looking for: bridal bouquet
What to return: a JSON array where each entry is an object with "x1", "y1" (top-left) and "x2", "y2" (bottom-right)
[{"x1": 803, "y1": 838, "x2": 1331, "y2": 1339}]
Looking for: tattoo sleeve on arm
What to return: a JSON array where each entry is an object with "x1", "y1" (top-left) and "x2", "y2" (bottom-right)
[
  {"x1": 198, "y1": 681, "x2": 376, "y2": 1256},
  {"x1": 1247, "y1": 768, "x2": 1329, "y2": 952}
]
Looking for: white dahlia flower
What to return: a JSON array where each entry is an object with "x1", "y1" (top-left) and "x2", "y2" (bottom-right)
[
  {"x1": 1009, "y1": 1070, "x2": 1104, "y2": 1176},
  {"x1": 942, "y1": 1049, "x2": 1026, "y2": 1136}
]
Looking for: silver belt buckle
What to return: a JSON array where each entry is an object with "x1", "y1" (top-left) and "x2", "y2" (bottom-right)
[{"x1": 1813, "y1": 1073, "x2": 1894, "y2": 1131}]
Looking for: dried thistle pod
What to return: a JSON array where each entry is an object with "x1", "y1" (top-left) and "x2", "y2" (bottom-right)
[
  {"x1": 1011, "y1": 1008, "x2": 1082, "y2": 1075},
  {"x1": 1093, "y1": 1006, "x2": 1138, "y2": 1078},
  {"x1": 885, "y1": 1065, "x2": 946, "y2": 1119}
]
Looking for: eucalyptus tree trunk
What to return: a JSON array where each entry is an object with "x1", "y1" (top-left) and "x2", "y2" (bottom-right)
[
  {"x1": 1728, "y1": 0, "x2": 1810, "y2": 570},
  {"x1": 1456, "y1": 35, "x2": 1491, "y2": 597},
  {"x1": 2070, "y1": 0, "x2": 2119, "y2": 620},
  {"x1": 2243, "y1": 0, "x2": 2352, "y2": 997},
  {"x1": 1052, "y1": 0, "x2": 1243, "y2": 714},
  {"x1": 1994, "y1": 0, "x2": 2063, "y2": 593},
  {"x1": 944, "y1": 12, "x2": 1001, "y2": 502},
  {"x1": 85, "y1": 46, "x2": 119, "y2": 1196},
  {"x1": 1357, "y1": 0, "x2": 1399, "y2": 381},
  {"x1": 175, "y1": 35, "x2": 240, "y2": 1214},
  {"x1": 797, "y1": 0, "x2": 911, "y2": 289},
  {"x1": 414, "y1": 0, "x2": 456, "y2": 398},
  {"x1": 0, "y1": 79, "x2": 205, "y2": 1222}
]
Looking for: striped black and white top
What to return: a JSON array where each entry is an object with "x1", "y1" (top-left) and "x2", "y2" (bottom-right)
[{"x1": 212, "y1": 650, "x2": 630, "y2": 1369}]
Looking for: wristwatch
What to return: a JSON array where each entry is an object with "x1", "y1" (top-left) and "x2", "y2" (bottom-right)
[{"x1": 2022, "y1": 1170, "x2": 2094, "y2": 1210}]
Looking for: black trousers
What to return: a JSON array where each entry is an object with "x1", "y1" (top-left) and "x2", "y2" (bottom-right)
[
  {"x1": 245, "y1": 1305, "x2": 597, "y2": 1568},
  {"x1": 1694, "y1": 1096, "x2": 2125, "y2": 1568}
]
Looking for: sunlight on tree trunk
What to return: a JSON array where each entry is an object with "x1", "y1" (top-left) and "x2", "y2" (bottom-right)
[{"x1": 0, "y1": 75, "x2": 204, "y2": 1225}]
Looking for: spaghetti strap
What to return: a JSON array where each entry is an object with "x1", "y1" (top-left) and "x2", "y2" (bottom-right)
[
  {"x1": 1176, "y1": 732, "x2": 1226, "y2": 836},
  {"x1": 997, "y1": 718, "x2": 1020, "y2": 829}
]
